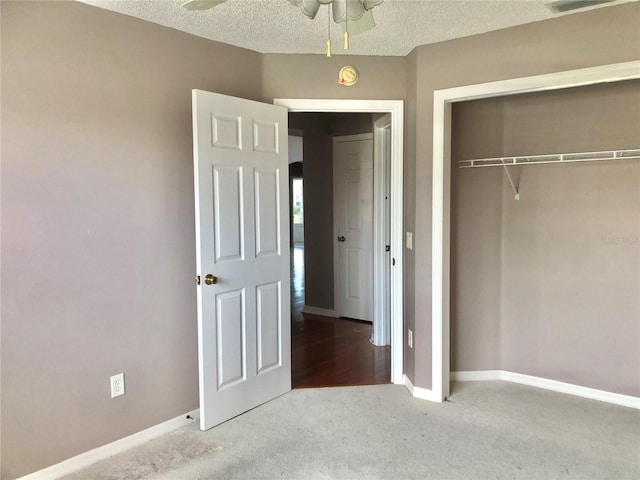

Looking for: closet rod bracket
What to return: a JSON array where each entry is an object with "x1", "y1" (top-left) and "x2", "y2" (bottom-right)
[{"x1": 502, "y1": 164, "x2": 519, "y2": 200}]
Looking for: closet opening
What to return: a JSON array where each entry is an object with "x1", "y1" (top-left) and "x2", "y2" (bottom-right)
[{"x1": 431, "y1": 61, "x2": 640, "y2": 404}]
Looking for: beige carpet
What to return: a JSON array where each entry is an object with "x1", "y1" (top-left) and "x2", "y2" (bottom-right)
[{"x1": 63, "y1": 381, "x2": 640, "y2": 479}]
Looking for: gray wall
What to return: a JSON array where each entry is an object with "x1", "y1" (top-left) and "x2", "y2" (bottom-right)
[
  {"x1": 451, "y1": 81, "x2": 640, "y2": 396},
  {"x1": 1, "y1": 2, "x2": 263, "y2": 479},
  {"x1": 501, "y1": 160, "x2": 639, "y2": 396},
  {"x1": 2, "y1": 0, "x2": 640, "y2": 478},
  {"x1": 408, "y1": 1, "x2": 640, "y2": 389},
  {"x1": 450, "y1": 86, "x2": 505, "y2": 373},
  {"x1": 450, "y1": 167, "x2": 503, "y2": 372},
  {"x1": 262, "y1": 54, "x2": 407, "y2": 102}
]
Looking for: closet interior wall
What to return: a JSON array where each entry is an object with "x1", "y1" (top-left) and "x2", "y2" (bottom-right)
[{"x1": 451, "y1": 80, "x2": 640, "y2": 397}]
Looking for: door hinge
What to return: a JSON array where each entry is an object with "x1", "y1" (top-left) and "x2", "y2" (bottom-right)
[
  {"x1": 195, "y1": 275, "x2": 201, "y2": 285},
  {"x1": 385, "y1": 245, "x2": 390, "y2": 252}
]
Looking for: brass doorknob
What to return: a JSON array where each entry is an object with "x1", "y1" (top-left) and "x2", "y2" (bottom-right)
[{"x1": 204, "y1": 274, "x2": 218, "y2": 285}]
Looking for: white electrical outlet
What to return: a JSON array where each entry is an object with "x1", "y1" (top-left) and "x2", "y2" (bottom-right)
[
  {"x1": 110, "y1": 373, "x2": 125, "y2": 398},
  {"x1": 408, "y1": 329, "x2": 413, "y2": 349}
]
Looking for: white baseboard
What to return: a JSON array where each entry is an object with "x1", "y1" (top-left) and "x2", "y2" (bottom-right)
[
  {"x1": 302, "y1": 305, "x2": 337, "y2": 317},
  {"x1": 17, "y1": 409, "x2": 199, "y2": 480},
  {"x1": 403, "y1": 374, "x2": 443, "y2": 402},
  {"x1": 451, "y1": 370, "x2": 640, "y2": 409},
  {"x1": 450, "y1": 370, "x2": 503, "y2": 382}
]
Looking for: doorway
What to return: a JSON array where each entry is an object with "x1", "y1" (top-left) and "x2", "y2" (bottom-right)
[
  {"x1": 290, "y1": 239, "x2": 390, "y2": 388},
  {"x1": 275, "y1": 99, "x2": 404, "y2": 386},
  {"x1": 292, "y1": 178, "x2": 304, "y2": 245},
  {"x1": 288, "y1": 116, "x2": 389, "y2": 388}
]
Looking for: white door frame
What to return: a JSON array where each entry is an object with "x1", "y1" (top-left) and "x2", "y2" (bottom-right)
[
  {"x1": 372, "y1": 114, "x2": 392, "y2": 347},
  {"x1": 274, "y1": 99, "x2": 404, "y2": 385},
  {"x1": 431, "y1": 61, "x2": 640, "y2": 402}
]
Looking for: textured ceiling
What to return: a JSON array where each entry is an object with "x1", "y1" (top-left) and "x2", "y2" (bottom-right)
[{"x1": 77, "y1": 0, "x2": 636, "y2": 56}]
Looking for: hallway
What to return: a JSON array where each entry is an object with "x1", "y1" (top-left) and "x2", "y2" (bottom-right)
[{"x1": 290, "y1": 246, "x2": 391, "y2": 388}]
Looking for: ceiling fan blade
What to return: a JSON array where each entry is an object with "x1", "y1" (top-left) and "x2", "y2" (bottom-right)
[
  {"x1": 288, "y1": 0, "x2": 322, "y2": 20},
  {"x1": 182, "y1": 0, "x2": 227, "y2": 11}
]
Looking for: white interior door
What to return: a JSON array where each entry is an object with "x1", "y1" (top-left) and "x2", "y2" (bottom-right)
[
  {"x1": 334, "y1": 134, "x2": 373, "y2": 321},
  {"x1": 192, "y1": 90, "x2": 290, "y2": 431}
]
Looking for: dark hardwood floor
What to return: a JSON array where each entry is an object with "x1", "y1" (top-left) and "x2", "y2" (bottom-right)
[{"x1": 290, "y1": 245, "x2": 391, "y2": 388}]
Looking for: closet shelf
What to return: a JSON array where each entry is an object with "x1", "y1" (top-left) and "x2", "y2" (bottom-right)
[{"x1": 458, "y1": 148, "x2": 640, "y2": 168}]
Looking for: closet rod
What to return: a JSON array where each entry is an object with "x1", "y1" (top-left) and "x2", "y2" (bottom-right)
[{"x1": 459, "y1": 148, "x2": 640, "y2": 168}]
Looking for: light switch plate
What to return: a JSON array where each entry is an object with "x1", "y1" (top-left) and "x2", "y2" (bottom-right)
[{"x1": 406, "y1": 232, "x2": 413, "y2": 250}]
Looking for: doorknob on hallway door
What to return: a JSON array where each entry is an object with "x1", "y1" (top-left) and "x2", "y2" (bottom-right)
[
  {"x1": 337, "y1": 236, "x2": 346, "y2": 242},
  {"x1": 204, "y1": 274, "x2": 218, "y2": 285}
]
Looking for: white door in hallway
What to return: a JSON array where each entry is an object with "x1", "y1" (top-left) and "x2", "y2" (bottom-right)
[
  {"x1": 334, "y1": 134, "x2": 373, "y2": 321},
  {"x1": 192, "y1": 90, "x2": 290, "y2": 431}
]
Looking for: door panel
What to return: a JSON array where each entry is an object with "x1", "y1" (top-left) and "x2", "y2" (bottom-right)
[
  {"x1": 256, "y1": 281, "x2": 281, "y2": 373},
  {"x1": 253, "y1": 121, "x2": 279, "y2": 153},
  {"x1": 213, "y1": 166, "x2": 243, "y2": 261},
  {"x1": 212, "y1": 115, "x2": 242, "y2": 149},
  {"x1": 346, "y1": 176, "x2": 361, "y2": 230},
  {"x1": 193, "y1": 90, "x2": 290, "y2": 431},
  {"x1": 216, "y1": 289, "x2": 245, "y2": 389},
  {"x1": 255, "y1": 169, "x2": 279, "y2": 256},
  {"x1": 347, "y1": 248, "x2": 362, "y2": 299}
]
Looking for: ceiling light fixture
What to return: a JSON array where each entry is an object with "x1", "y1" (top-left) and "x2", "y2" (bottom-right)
[
  {"x1": 182, "y1": 0, "x2": 383, "y2": 56},
  {"x1": 289, "y1": 0, "x2": 383, "y2": 55}
]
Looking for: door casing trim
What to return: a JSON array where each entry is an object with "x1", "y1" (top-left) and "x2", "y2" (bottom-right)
[{"x1": 274, "y1": 99, "x2": 404, "y2": 384}]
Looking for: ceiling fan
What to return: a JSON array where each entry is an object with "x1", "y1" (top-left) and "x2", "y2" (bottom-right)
[{"x1": 182, "y1": 0, "x2": 384, "y2": 54}]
